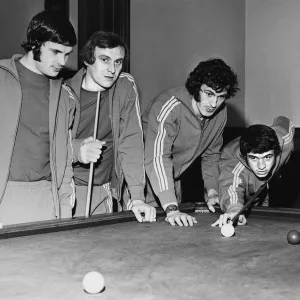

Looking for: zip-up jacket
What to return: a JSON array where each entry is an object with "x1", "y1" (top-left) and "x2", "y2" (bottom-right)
[
  {"x1": 0, "y1": 55, "x2": 76, "y2": 218},
  {"x1": 68, "y1": 69, "x2": 145, "y2": 204},
  {"x1": 219, "y1": 116, "x2": 295, "y2": 213},
  {"x1": 144, "y1": 86, "x2": 227, "y2": 209}
]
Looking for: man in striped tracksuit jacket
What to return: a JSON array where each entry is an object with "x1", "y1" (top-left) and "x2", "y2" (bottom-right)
[
  {"x1": 69, "y1": 31, "x2": 155, "y2": 222},
  {"x1": 212, "y1": 116, "x2": 294, "y2": 227},
  {"x1": 143, "y1": 58, "x2": 239, "y2": 227}
]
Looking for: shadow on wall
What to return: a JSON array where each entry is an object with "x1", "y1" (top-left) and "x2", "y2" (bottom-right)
[
  {"x1": 226, "y1": 101, "x2": 246, "y2": 128},
  {"x1": 58, "y1": 67, "x2": 78, "y2": 80},
  {"x1": 181, "y1": 156, "x2": 205, "y2": 203},
  {"x1": 269, "y1": 131, "x2": 300, "y2": 209}
]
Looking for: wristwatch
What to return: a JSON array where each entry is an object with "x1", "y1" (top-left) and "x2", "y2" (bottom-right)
[{"x1": 165, "y1": 204, "x2": 179, "y2": 214}]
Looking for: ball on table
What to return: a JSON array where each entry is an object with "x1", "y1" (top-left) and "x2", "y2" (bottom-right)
[
  {"x1": 287, "y1": 230, "x2": 300, "y2": 245},
  {"x1": 82, "y1": 271, "x2": 105, "y2": 294},
  {"x1": 221, "y1": 223, "x2": 235, "y2": 238}
]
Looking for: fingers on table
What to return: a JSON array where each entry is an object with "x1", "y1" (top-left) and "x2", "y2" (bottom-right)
[
  {"x1": 167, "y1": 214, "x2": 197, "y2": 227},
  {"x1": 143, "y1": 206, "x2": 156, "y2": 222},
  {"x1": 133, "y1": 206, "x2": 156, "y2": 223},
  {"x1": 211, "y1": 213, "x2": 231, "y2": 227},
  {"x1": 133, "y1": 209, "x2": 144, "y2": 223},
  {"x1": 211, "y1": 219, "x2": 220, "y2": 227}
]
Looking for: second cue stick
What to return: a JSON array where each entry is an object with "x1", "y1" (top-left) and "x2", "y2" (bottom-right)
[
  {"x1": 231, "y1": 182, "x2": 268, "y2": 225},
  {"x1": 85, "y1": 91, "x2": 101, "y2": 218}
]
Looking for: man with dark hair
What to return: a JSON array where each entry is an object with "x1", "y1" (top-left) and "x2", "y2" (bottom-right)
[
  {"x1": 22, "y1": 10, "x2": 77, "y2": 63},
  {"x1": 212, "y1": 116, "x2": 294, "y2": 227},
  {"x1": 68, "y1": 31, "x2": 156, "y2": 222},
  {"x1": 0, "y1": 11, "x2": 77, "y2": 225},
  {"x1": 143, "y1": 58, "x2": 239, "y2": 226}
]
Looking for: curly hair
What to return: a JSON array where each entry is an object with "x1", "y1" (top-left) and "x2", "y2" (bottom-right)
[
  {"x1": 21, "y1": 10, "x2": 77, "y2": 61},
  {"x1": 80, "y1": 31, "x2": 128, "y2": 66},
  {"x1": 240, "y1": 124, "x2": 281, "y2": 158},
  {"x1": 185, "y1": 58, "x2": 239, "y2": 102}
]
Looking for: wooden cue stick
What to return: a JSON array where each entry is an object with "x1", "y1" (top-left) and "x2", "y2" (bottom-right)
[
  {"x1": 231, "y1": 182, "x2": 268, "y2": 225},
  {"x1": 85, "y1": 91, "x2": 101, "y2": 218}
]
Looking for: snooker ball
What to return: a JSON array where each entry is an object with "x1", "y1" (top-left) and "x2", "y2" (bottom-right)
[
  {"x1": 287, "y1": 230, "x2": 300, "y2": 245},
  {"x1": 221, "y1": 224, "x2": 235, "y2": 238},
  {"x1": 82, "y1": 271, "x2": 105, "y2": 294}
]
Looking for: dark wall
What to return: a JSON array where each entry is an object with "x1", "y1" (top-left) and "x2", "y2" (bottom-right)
[
  {"x1": 78, "y1": 0, "x2": 130, "y2": 71},
  {"x1": 270, "y1": 129, "x2": 300, "y2": 208}
]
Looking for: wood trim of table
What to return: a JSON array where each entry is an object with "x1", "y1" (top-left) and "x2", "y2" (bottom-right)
[
  {"x1": 1, "y1": 203, "x2": 299, "y2": 239},
  {"x1": 0, "y1": 204, "x2": 195, "y2": 239}
]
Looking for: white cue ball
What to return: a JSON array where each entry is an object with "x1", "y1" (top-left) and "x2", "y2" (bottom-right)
[
  {"x1": 82, "y1": 271, "x2": 105, "y2": 294},
  {"x1": 221, "y1": 224, "x2": 235, "y2": 238}
]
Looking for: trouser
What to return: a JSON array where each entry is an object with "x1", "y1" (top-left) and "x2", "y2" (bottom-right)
[
  {"x1": 73, "y1": 182, "x2": 113, "y2": 217},
  {"x1": 0, "y1": 180, "x2": 55, "y2": 226}
]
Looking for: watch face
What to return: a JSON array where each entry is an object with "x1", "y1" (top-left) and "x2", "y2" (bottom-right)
[{"x1": 165, "y1": 204, "x2": 179, "y2": 214}]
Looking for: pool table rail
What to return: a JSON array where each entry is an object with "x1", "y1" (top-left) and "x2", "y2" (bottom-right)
[{"x1": 0, "y1": 203, "x2": 299, "y2": 239}]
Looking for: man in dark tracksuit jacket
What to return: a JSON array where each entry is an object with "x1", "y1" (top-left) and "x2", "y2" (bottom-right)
[
  {"x1": 69, "y1": 31, "x2": 155, "y2": 223},
  {"x1": 143, "y1": 58, "x2": 239, "y2": 227}
]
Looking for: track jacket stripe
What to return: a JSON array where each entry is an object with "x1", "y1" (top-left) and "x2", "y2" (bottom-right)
[
  {"x1": 282, "y1": 121, "x2": 295, "y2": 145},
  {"x1": 120, "y1": 73, "x2": 143, "y2": 131},
  {"x1": 154, "y1": 97, "x2": 180, "y2": 192},
  {"x1": 62, "y1": 84, "x2": 75, "y2": 100},
  {"x1": 228, "y1": 162, "x2": 244, "y2": 204},
  {"x1": 68, "y1": 129, "x2": 76, "y2": 207},
  {"x1": 119, "y1": 73, "x2": 145, "y2": 184},
  {"x1": 103, "y1": 182, "x2": 113, "y2": 212}
]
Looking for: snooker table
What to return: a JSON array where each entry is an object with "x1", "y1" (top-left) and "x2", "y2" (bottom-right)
[{"x1": 0, "y1": 203, "x2": 300, "y2": 300}]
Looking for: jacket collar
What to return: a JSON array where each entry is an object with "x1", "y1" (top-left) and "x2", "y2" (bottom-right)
[
  {"x1": 0, "y1": 54, "x2": 23, "y2": 78},
  {"x1": 68, "y1": 68, "x2": 86, "y2": 98}
]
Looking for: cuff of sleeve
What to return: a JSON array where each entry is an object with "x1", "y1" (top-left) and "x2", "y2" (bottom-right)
[
  {"x1": 60, "y1": 205, "x2": 73, "y2": 219},
  {"x1": 204, "y1": 180, "x2": 219, "y2": 195},
  {"x1": 227, "y1": 203, "x2": 243, "y2": 214},
  {"x1": 72, "y1": 138, "x2": 85, "y2": 163},
  {"x1": 162, "y1": 202, "x2": 178, "y2": 211},
  {"x1": 157, "y1": 190, "x2": 178, "y2": 209},
  {"x1": 128, "y1": 186, "x2": 145, "y2": 201},
  {"x1": 131, "y1": 199, "x2": 146, "y2": 205}
]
